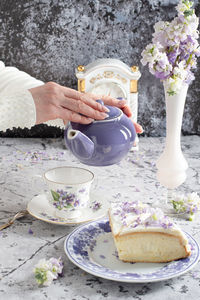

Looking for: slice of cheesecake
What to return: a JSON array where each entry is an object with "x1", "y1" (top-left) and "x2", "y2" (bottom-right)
[{"x1": 109, "y1": 201, "x2": 191, "y2": 263}]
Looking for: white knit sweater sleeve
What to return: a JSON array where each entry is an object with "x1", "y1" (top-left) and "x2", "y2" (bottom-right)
[{"x1": 0, "y1": 61, "x2": 64, "y2": 131}]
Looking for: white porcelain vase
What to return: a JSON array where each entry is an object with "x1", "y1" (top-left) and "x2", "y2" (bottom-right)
[{"x1": 156, "y1": 83, "x2": 188, "y2": 189}]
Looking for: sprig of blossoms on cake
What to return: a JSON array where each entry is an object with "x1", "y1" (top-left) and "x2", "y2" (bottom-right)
[
  {"x1": 141, "y1": 0, "x2": 200, "y2": 95},
  {"x1": 144, "y1": 208, "x2": 174, "y2": 229},
  {"x1": 112, "y1": 201, "x2": 174, "y2": 229},
  {"x1": 171, "y1": 192, "x2": 200, "y2": 220},
  {"x1": 34, "y1": 257, "x2": 63, "y2": 286}
]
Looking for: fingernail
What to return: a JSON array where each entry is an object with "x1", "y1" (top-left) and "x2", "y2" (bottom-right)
[
  {"x1": 118, "y1": 100, "x2": 126, "y2": 106},
  {"x1": 88, "y1": 118, "x2": 94, "y2": 123},
  {"x1": 138, "y1": 125, "x2": 144, "y2": 133},
  {"x1": 103, "y1": 106, "x2": 110, "y2": 112},
  {"x1": 101, "y1": 113, "x2": 109, "y2": 118}
]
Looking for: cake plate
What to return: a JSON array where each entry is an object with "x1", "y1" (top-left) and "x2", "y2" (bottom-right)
[{"x1": 64, "y1": 218, "x2": 199, "y2": 283}]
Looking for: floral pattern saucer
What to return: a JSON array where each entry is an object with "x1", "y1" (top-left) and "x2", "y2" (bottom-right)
[
  {"x1": 64, "y1": 218, "x2": 200, "y2": 282},
  {"x1": 27, "y1": 193, "x2": 109, "y2": 225}
]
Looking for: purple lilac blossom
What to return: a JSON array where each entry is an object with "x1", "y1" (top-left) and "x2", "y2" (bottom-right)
[
  {"x1": 113, "y1": 201, "x2": 175, "y2": 229},
  {"x1": 141, "y1": 0, "x2": 199, "y2": 95}
]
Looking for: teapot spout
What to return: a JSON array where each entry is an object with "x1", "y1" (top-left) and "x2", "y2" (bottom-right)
[{"x1": 66, "y1": 129, "x2": 95, "y2": 159}]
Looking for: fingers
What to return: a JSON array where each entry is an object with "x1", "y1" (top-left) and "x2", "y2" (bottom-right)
[
  {"x1": 48, "y1": 84, "x2": 142, "y2": 128},
  {"x1": 62, "y1": 87, "x2": 109, "y2": 113},
  {"x1": 61, "y1": 86, "x2": 127, "y2": 112},
  {"x1": 121, "y1": 105, "x2": 132, "y2": 118},
  {"x1": 88, "y1": 93, "x2": 127, "y2": 108},
  {"x1": 79, "y1": 93, "x2": 109, "y2": 113},
  {"x1": 133, "y1": 122, "x2": 143, "y2": 134},
  {"x1": 61, "y1": 86, "x2": 83, "y2": 100},
  {"x1": 101, "y1": 95, "x2": 127, "y2": 108},
  {"x1": 60, "y1": 97, "x2": 109, "y2": 120},
  {"x1": 59, "y1": 107, "x2": 94, "y2": 124}
]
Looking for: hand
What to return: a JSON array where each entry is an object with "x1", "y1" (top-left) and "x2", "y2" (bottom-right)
[
  {"x1": 29, "y1": 82, "x2": 143, "y2": 133},
  {"x1": 94, "y1": 94, "x2": 143, "y2": 134}
]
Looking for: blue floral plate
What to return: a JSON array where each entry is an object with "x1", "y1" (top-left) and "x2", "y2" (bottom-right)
[{"x1": 64, "y1": 218, "x2": 200, "y2": 282}]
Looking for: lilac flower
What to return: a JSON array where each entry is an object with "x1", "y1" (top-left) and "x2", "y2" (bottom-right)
[
  {"x1": 167, "y1": 48, "x2": 180, "y2": 65},
  {"x1": 185, "y1": 70, "x2": 195, "y2": 84},
  {"x1": 153, "y1": 21, "x2": 169, "y2": 47},
  {"x1": 34, "y1": 257, "x2": 63, "y2": 286},
  {"x1": 91, "y1": 202, "x2": 101, "y2": 211},
  {"x1": 78, "y1": 188, "x2": 86, "y2": 193},
  {"x1": 171, "y1": 192, "x2": 200, "y2": 220},
  {"x1": 28, "y1": 228, "x2": 33, "y2": 235},
  {"x1": 111, "y1": 201, "x2": 176, "y2": 229},
  {"x1": 141, "y1": 0, "x2": 199, "y2": 95}
]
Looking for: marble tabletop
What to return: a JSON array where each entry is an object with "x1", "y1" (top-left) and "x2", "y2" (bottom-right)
[{"x1": 0, "y1": 136, "x2": 200, "y2": 300}]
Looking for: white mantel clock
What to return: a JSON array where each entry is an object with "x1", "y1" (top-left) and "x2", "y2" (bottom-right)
[{"x1": 75, "y1": 58, "x2": 141, "y2": 149}]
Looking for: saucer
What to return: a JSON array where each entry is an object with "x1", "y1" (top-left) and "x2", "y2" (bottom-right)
[{"x1": 27, "y1": 192, "x2": 109, "y2": 225}]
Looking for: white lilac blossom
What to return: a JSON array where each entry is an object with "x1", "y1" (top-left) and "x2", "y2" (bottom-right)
[
  {"x1": 34, "y1": 257, "x2": 63, "y2": 286},
  {"x1": 141, "y1": 0, "x2": 199, "y2": 95},
  {"x1": 171, "y1": 192, "x2": 200, "y2": 220},
  {"x1": 144, "y1": 208, "x2": 173, "y2": 229}
]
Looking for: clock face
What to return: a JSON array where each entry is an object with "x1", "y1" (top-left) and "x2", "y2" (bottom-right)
[{"x1": 90, "y1": 82, "x2": 127, "y2": 99}]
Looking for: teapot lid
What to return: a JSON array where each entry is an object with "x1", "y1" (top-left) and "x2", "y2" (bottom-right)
[{"x1": 96, "y1": 99, "x2": 122, "y2": 121}]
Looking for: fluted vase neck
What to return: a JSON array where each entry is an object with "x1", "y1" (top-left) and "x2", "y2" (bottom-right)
[{"x1": 156, "y1": 83, "x2": 188, "y2": 189}]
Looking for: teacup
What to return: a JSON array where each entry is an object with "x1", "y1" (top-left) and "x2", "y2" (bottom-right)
[{"x1": 43, "y1": 166, "x2": 94, "y2": 219}]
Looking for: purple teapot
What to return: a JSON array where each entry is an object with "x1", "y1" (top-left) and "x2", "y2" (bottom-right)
[{"x1": 64, "y1": 100, "x2": 136, "y2": 166}]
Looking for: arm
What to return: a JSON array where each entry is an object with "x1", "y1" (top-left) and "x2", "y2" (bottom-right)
[
  {"x1": 0, "y1": 61, "x2": 143, "y2": 133},
  {"x1": 29, "y1": 83, "x2": 143, "y2": 133},
  {"x1": 0, "y1": 61, "x2": 64, "y2": 131}
]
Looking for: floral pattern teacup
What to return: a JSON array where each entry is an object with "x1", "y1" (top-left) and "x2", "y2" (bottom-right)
[{"x1": 44, "y1": 166, "x2": 94, "y2": 219}]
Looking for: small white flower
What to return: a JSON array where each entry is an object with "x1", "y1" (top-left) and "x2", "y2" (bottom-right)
[
  {"x1": 176, "y1": 2, "x2": 190, "y2": 15},
  {"x1": 187, "y1": 192, "x2": 200, "y2": 204},
  {"x1": 34, "y1": 258, "x2": 52, "y2": 271},
  {"x1": 44, "y1": 271, "x2": 56, "y2": 287},
  {"x1": 154, "y1": 21, "x2": 169, "y2": 33},
  {"x1": 49, "y1": 257, "x2": 63, "y2": 276},
  {"x1": 34, "y1": 257, "x2": 63, "y2": 286},
  {"x1": 171, "y1": 191, "x2": 200, "y2": 220},
  {"x1": 141, "y1": 43, "x2": 162, "y2": 66},
  {"x1": 174, "y1": 61, "x2": 187, "y2": 77}
]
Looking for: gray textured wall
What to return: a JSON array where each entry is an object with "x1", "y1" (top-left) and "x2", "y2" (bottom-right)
[{"x1": 0, "y1": 0, "x2": 199, "y2": 137}]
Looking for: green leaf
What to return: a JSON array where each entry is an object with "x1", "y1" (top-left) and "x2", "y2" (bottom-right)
[
  {"x1": 188, "y1": 213, "x2": 195, "y2": 221},
  {"x1": 184, "y1": 10, "x2": 193, "y2": 17},
  {"x1": 35, "y1": 268, "x2": 47, "y2": 285},
  {"x1": 167, "y1": 90, "x2": 176, "y2": 96},
  {"x1": 149, "y1": 47, "x2": 155, "y2": 54},
  {"x1": 186, "y1": 53, "x2": 193, "y2": 66},
  {"x1": 51, "y1": 190, "x2": 60, "y2": 201},
  {"x1": 171, "y1": 200, "x2": 186, "y2": 213},
  {"x1": 64, "y1": 203, "x2": 73, "y2": 209}
]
